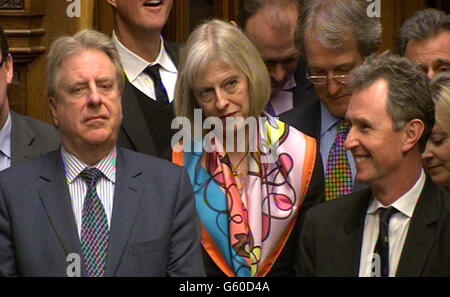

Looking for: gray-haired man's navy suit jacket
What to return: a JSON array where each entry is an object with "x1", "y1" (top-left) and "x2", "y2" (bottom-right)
[{"x1": 0, "y1": 147, "x2": 205, "y2": 276}]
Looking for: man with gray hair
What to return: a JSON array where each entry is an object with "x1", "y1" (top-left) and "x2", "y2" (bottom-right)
[
  {"x1": 0, "y1": 25, "x2": 59, "y2": 172},
  {"x1": 297, "y1": 52, "x2": 450, "y2": 277},
  {"x1": 0, "y1": 29, "x2": 204, "y2": 277},
  {"x1": 235, "y1": 0, "x2": 314, "y2": 116},
  {"x1": 281, "y1": 0, "x2": 381, "y2": 200},
  {"x1": 399, "y1": 8, "x2": 450, "y2": 79}
]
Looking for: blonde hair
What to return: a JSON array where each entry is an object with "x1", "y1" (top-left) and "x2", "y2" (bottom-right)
[
  {"x1": 174, "y1": 19, "x2": 270, "y2": 127},
  {"x1": 431, "y1": 73, "x2": 450, "y2": 134}
]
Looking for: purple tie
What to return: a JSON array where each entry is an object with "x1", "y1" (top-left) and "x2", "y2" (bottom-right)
[
  {"x1": 80, "y1": 167, "x2": 109, "y2": 277},
  {"x1": 325, "y1": 120, "x2": 352, "y2": 200}
]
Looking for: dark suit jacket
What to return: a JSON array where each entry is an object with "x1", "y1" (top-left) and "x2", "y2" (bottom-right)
[
  {"x1": 297, "y1": 177, "x2": 450, "y2": 276},
  {"x1": 10, "y1": 111, "x2": 60, "y2": 165},
  {"x1": 0, "y1": 147, "x2": 205, "y2": 277},
  {"x1": 117, "y1": 40, "x2": 179, "y2": 160},
  {"x1": 292, "y1": 57, "x2": 317, "y2": 109},
  {"x1": 280, "y1": 92, "x2": 321, "y2": 139}
]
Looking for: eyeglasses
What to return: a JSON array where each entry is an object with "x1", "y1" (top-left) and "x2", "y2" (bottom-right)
[{"x1": 306, "y1": 73, "x2": 351, "y2": 85}]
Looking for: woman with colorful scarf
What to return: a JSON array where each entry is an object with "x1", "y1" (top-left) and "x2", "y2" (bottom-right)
[{"x1": 172, "y1": 19, "x2": 324, "y2": 276}]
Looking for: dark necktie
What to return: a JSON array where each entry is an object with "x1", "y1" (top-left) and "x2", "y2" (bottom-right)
[
  {"x1": 325, "y1": 120, "x2": 352, "y2": 200},
  {"x1": 374, "y1": 207, "x2": 397, "y2": 277},
  {"x1": 80, "y1": 167, "x2": 110, "y2": 277},
  {"x1": 144, "y1": 64, "x2": 170, "y2": 104}
]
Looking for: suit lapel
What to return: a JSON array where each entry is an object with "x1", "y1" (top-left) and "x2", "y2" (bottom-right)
[
  {"x1": 121, "y1": 80, "x2": 158, "y2": 156},
  {"x1": 293, "y1": 56, "x2": 315, "y2": 107},
  {"x1": 334, "y1": 191, "x2": 371, "y2": 276},
  {"x1": 396, "y1": 178, "x2": 438, "y2": 276},
  {"x1": 37, "y1": 151, "x2": 85, "y2": 274},
  {"x1": 104, "y1": 148, "x2": 144, "y2": 276},
  {"x1": 10, "y1": 111, "x2": 35, "y2": 165}
]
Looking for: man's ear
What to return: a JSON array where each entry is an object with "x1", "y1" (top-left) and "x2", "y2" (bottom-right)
[
  {"x1": 4, "y1": 54, "x2": 13, "y2": 85},
  {"x1": 401, "y1": 119, "x2": 424, "y2": 153},
  {"x1": 48, "y1": 97, "x2": 59, "y2": 127},
  {"x1": 106, "y1": 0, "x2": 117, "y2": 8}
]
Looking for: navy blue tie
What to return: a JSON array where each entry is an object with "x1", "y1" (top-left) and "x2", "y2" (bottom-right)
[
  {"x1": 374, "y1": 207, "x2": 397, "y2": 277},
  {"x1": 144, "y1": 64, "x2": 170, "y2": 104}
]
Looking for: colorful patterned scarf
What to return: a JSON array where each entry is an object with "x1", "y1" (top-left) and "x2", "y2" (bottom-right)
[{"x1": 174, "y1": 118, "x2": 316, "y2": 276}]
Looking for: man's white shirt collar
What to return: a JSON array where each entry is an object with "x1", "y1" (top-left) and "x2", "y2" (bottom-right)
[
  {"x1": 367, "y1": 169, "x2": 426, "y2": 218},
  {"x1": 112, "y1": 31, "x2": 177, "y2": 83}
]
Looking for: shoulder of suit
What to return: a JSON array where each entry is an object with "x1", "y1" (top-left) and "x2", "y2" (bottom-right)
[
  {"x1": 118, "y1": 147, "x2": 182, "y2": 171},
  {"x1": 0, "y1": 150, "x2": 59, "y2": 181},
  {"x1": 12, "y1": 112, "x2": 58, "y2": 139}
]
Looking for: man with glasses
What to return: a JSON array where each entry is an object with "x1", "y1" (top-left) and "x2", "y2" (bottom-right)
[
  {"x1": 0, "y1": 25, "x2": 59, "y2": 172},
  {"x1": 281, "y1": 0, "x2": 381, "y2": 200}
]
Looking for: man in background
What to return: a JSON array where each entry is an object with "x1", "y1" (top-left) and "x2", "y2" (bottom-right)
[
  {"x1": 107, "y1": 0, "x2": 178, "y2": 159},
  {"x1": 281, "y1": 0, "x2": 381, "y2": 200},
  {"x1": 399, "y1": 8, "x2": 450, "y2": 80},
  {"x1": 236, "y1": 0, "x2": 314, "y2": 116},
  {"x1": 0, "y1": 25, "x2": 59, "y2": 172}
]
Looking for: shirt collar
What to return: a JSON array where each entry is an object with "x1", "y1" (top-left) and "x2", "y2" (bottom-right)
[
  {"x1": 112, "y1": 31, "x2": 177, "y2": 83},
  {"x1": 61, "y1": 146, "x2": 117, "y2": 184},
  {"x1": 282, "y1": 76, "x2": 296, "y2": 91},
  {"x1": 0, "y1": 113, "x2": 11, "y2": 158},
  {"x1": 320, "y1": 102, "x2": 340, "y2": 137},
  {"x1": 367, "y1": 169, "x2": 426, "y2": 218}
]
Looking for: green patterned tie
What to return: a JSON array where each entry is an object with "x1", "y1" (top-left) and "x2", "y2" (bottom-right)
[
  {"x1": 80, "y1": 167, "x2": 110, "y2": 277},
  {"x1": 325, "y1": 120, "x2": 352, "y2": 200}
]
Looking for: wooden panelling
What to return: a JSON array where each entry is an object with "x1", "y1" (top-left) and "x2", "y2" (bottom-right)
[
  {"x1": 213, "y1": 0, "x2": 240, "y2": 21},
  {"x1": 94, "y1": 0, "x2": 114, "y2": 35},
  {"x1": 164, "y1": 0, "x2": 190, "y2": 43}
]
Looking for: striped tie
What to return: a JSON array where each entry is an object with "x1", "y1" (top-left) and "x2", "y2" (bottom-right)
[
  {"x1": 80, "y1": 167, "x2": 109, "y2": 277},
  {"x1": 325, "y1": 120, "x2": 352, "y2": 200}
]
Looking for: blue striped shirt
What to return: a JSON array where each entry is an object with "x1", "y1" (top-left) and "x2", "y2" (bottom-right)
[{"x1": 61, "y1": 147, "x2": 116, "y2": 238}]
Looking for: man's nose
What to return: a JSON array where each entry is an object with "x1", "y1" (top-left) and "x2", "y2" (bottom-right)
[{"x1": 270, "y1": 63, "x2": 286, "y2": 84}]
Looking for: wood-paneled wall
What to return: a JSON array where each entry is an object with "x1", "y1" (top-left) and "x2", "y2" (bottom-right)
[{"x1": 1, "y1": 0, "x2": 447, "y2": 124}]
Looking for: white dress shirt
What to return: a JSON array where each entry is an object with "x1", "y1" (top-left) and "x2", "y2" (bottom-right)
[
  {"x1": 0, "y1": 113, "x2": 11, "y2": 172},
  {"x1": 266, "y1": 77, "x2": 296, "y2": 116},
  {"x1": 112, "y1": 32, "x2": 177, "y2": 102},
  {"x1": 358, "y1": 169, "x2": 426, "y2": 277},
  {"x1": 61, "y1": 146, "x2": 116, "y2": 238}
]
